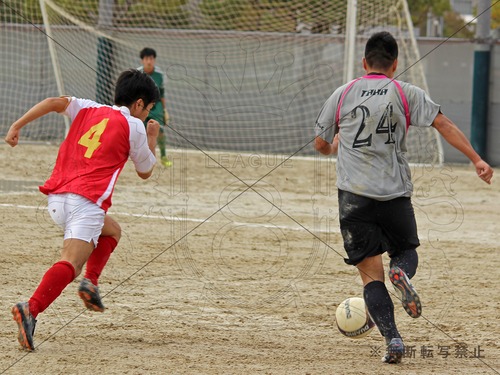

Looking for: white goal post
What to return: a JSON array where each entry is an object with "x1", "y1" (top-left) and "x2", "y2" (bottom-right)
[{"x1": 0, "y1": 0, "x2": 443, "y2": 165}]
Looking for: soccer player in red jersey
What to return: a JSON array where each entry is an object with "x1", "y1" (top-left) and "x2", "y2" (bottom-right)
[{"x1": 5, "y1": 69, "x2": 161, "y2": 351}]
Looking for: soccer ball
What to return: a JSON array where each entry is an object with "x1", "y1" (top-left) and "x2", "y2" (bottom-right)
[{"x1": 335, "y1": 297, "x2": 375, "y2": 339}]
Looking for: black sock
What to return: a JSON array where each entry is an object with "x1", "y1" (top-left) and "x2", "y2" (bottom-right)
[
  {"x1": 363, "y1": 281, "x2": 400, "y2": 339},
  {"x1": 390, "y1": 249, "x2": 419, "y2": 279}
]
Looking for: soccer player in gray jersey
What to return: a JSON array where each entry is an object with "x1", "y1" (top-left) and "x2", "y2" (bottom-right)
[{"x1": 314, "y1": 31, "x2": 493, "y2": 364}]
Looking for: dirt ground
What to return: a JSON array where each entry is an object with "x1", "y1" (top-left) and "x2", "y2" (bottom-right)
[{"x1": 0, "y1": 144, "x2": 499, "y2": 375}]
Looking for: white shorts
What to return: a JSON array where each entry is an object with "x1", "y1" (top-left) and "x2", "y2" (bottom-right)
[{"x1": 47, "y1": 193, "x2": 105, "y2": 246}]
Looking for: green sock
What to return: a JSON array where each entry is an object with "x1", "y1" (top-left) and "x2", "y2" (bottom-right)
[{"x1": 157, "y1": 133, "x2": 166, "y2": 158}]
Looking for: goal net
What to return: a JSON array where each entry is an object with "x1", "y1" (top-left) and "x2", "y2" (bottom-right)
[{"x1": 0, "y1": 0, "x2": 442, "y2": 164}]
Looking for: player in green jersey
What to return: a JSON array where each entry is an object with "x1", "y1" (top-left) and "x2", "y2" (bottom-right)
[{"x1": 138, "y1": 47, "x2": 172, "y2": 167}]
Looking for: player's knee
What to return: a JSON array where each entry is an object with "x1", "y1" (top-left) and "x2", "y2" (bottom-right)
[
  {"x1": 104, "y1": 218, "x2": 122, "y2": 242},
  {"x1": 112, "y1": 223, "x2": 122, "y2": 243}
]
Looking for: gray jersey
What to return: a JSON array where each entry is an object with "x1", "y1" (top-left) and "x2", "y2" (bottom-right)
[{"x1": 315, "y1": 74, "x2": 440, "y2": 200}]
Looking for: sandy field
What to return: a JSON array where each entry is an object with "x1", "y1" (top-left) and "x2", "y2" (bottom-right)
[{"x1": 0, "y1": 144, "x2": 499, "y2": 375}]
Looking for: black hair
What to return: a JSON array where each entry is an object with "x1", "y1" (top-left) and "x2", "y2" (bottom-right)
[
  {"x1": 114, "y1": 69, "x2": 160, "y2": 108},
  {"x1": 364, "y1": 31, "x2": 399, "y2": 70},
  {"x1": 140, "y1": 47, "x2": 157, "y2": 59}
]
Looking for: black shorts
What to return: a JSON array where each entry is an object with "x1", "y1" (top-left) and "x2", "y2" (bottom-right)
[{"x1": 338, "y1": 189, "x2": 420, "y2": 266}]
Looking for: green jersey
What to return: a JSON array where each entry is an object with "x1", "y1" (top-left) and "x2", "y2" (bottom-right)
[{"x1": 138, "y1": 66, "x2": 165, "y2": 125}]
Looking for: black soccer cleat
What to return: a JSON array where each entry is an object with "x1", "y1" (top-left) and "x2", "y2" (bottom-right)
[
  {"x1": 12, "y1": 302, "x2": 37, "y2": 351},
  {"x1": 389, "y1": 266, "x2": 422, "y2": 318},
  {"x1": 78, "y1": 278, "x2": 106, "y2": 312}
]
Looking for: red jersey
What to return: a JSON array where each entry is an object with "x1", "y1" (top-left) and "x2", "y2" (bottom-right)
[{"x1": 40, "y1": 98, "x2": 156, "y2": 211}]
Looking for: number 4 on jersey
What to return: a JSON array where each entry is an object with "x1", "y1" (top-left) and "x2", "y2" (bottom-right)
[
  {"x1": 376, "y1": 103, "x2": 397, "y2": 144},
  {"x1": 78, "y1": 119, "x2": 108, "y2": 158}
]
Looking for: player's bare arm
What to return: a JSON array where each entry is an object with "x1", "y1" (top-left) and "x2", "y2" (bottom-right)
[
  {"x1": 5, "y1": 97, "x2": 69, "y2": 147},
  {"x1": 314, "y1": 134, "x2": 339, "y2": 155},
  {"x1": 432, "y1": 112, "x2": 493, "y2": 184},
  {"x1": 135, "y1": 119, "x2": 160, "y2": 180}
]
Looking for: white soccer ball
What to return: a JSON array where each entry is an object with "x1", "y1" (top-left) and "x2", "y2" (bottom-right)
[{"x1": 335, "y1": 297, "x2": 375, "y2": 339}]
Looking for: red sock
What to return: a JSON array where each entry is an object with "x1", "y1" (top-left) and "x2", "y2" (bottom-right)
[
  {"x1": 29, "y1": 261, "x2": 75, "y2": 318},
  {"x1": 84, "y1": 236, "x2": 117, "y2": 286}
]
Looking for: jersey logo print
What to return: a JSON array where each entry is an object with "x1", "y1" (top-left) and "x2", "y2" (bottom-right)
[{"x1": 360, "y1": 88, "x2": 388, "y2": 97}]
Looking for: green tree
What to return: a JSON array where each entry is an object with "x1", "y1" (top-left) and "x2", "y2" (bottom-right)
[
  {"x1": 0, "y1": 0, "x2": 43, "y2": 24},
  {"x1": 199, "y1": 0, "x2": 345, "y2": 33},
  {"x1": 407, "y1": 0, "x2": 451, "y2": 36},
  {"x1": 408, "y1": 0, "x2": 482, "y2": 38},
  {"x1": 294, "y1": 0, "x2": 346, "y2": 34},
  {"x1": 52, "y1": 0, "x2": 99, "y2": 24},
  {"x1": 115, "y1": 0, "x2": 190, "y2": 28},
  {"x1": 1, "y1": 0, "x2": 190, "y2": 28},
  {"x1": 491, "y1": 0, "x2": 500, "y2": 30},
  {"x1": 443, "y1": 10, "x2": 474, "y2": 38},
  {"x1": 49, "y1": 0, "x2": 190, "y2": 28}
]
